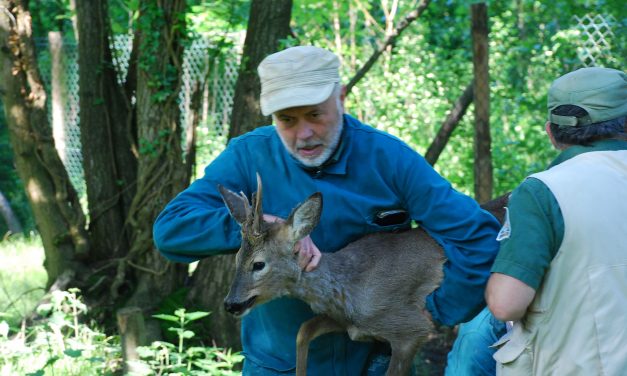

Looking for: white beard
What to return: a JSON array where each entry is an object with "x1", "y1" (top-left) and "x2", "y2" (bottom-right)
[{"x1": 279, "y1": 110, "x2": 344, "y2": 168}]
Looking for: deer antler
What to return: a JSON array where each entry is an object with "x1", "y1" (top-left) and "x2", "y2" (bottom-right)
[{"x1": 252, "y1": 172, "x2": 264, "y2": 235}]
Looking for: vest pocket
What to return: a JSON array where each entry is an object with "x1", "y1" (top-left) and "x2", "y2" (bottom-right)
[
  {"x1": 587, "y1": 263, "x2": 627, "y2": 376},
  {"x1": 364, "y1": 210, "x2": 411, "y2": 233},
  {"x1": 493, "y1": 327, "x2": 534, "y2": 375}
]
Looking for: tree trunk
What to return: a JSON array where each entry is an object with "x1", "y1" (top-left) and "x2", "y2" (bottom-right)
[
  {"x1": 2, "y1": 0, "x2": 190, "y2": 340},
  {"x1": 76, "y1": 0, "x2": 137, "y2": 260},
  {"x1": 184, "y1": 81, "x2": 201, "y2": 183},
  {"x1": 118, "y1": 1, "x2": 188, "y2": 335},
  {"x1": 189, "y1": 0, "x2": 293, "y2": 350},
  {"x1": 0, "y1": 0, "x2": 88, "y2": 287},
  {"x1": 0, "y1": 189, "x2": 22, "y2": 235},
  {"x1": 227, "y1": 0, "x2": 293, "y2": 138},
  {"x1": 471, "y1": 3, "x2": 493, "y2": 202}
]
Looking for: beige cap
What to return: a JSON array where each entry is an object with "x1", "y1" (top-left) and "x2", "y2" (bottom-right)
[{"x1": 258, "y1": 46, "x2": 341, "y2": 116}]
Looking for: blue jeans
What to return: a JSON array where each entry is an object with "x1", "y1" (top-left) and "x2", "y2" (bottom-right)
[{"x1": 445, "y1": 307, "x2": 507, "y2": 376}]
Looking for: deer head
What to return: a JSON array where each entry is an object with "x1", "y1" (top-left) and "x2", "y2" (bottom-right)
[{"x1": 219, "y1": 174, "x2": 323, "y2": 317}]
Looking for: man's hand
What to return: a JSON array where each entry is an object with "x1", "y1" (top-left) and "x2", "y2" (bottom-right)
[
  {"x1": 263, "y1": 213, "x2": 322, "y2": 272},
  {"x1": 294, "y1": 235, "x2": 321, "y2": 272}
]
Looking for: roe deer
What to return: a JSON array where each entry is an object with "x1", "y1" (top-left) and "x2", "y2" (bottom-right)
[{"x1": 219, "y1": 175, "x2": 507, "y2": 376}]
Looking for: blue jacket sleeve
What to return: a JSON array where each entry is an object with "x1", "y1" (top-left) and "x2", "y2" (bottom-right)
[
  {"x1": 394, "y1": 148, "x2": 501, "y2": 326},
  {"x1": 152, "y1": 139, "x2": 250, "y2": 263}
]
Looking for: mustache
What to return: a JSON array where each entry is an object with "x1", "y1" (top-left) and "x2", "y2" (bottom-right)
[{"x1": 296, "y1": 140, "x2": 323, "y2": 148}]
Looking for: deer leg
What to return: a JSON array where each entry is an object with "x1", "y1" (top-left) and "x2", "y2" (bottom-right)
[
  {"x1": 385, "y1": 341, "x2": 419, "y2": 376},
  {"x1": 296, "y1": 315, "x2": 344, "y2": 376}
]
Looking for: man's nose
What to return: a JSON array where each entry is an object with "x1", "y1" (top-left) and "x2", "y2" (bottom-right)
[{"x1": 295, "y1": 122, "x2": 314, "y2": 139}]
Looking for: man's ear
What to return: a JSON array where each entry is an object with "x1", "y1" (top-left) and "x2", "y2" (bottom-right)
[
  {"x1": 339, "y1": 85, "x2": 347, "y2": 113},
  {"x1": 545, "y1": 121, "x2": 562, "y2": 150},
  {"x1": 285, "y1": 193, "x2": 323, "y2": 241}
]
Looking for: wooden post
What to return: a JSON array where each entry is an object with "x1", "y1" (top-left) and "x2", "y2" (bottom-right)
[
  {"x1": 471, "y1": 3, "x2": 493, "y2": 202},
  {"x1": 117, "y1": 307, "x2": 147, "y2": 373}
]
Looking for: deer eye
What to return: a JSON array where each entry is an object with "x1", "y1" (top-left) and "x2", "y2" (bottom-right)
[{"x1": 252, "y1": 262, "x2": 266, "y2": 272}]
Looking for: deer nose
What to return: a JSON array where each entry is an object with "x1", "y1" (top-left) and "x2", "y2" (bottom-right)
[{"x1": 224, "y1": 300, "x2": 243, "y2": 314}]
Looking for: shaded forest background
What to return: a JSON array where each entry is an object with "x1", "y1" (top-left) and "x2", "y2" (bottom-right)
[{"x1": 0, "y1": 0, "x2": 624, "y2": 371}]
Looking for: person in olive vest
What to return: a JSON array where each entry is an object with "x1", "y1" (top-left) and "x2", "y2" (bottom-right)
[{"x1": 486, "y1": 67, "x2": 627, "y2": 375}]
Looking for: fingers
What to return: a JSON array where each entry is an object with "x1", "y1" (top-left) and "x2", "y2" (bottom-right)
[
  {"x1": 296, "y1": 240, "x2": 311, "y2": 270},
  {"x1": 306, "y1": 248, "x2": 321, "y2": 272},
  {"x1": 295, "y1": 236, "x2": 321, "y2": 272},
  {"x1": 263, "y1": 213, "x2": 284, "y2": 223}
]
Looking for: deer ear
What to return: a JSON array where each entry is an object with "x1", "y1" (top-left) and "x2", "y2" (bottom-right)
[
  {"x1": 218, "y1": 184, "x2": 251, "y2": 225},
  {"x1": 286, "y1": 193, "x2": 323, "y2": 241}
]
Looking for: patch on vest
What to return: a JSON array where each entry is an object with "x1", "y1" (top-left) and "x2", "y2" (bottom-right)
[{"x1": 496, "y1": 207, "x2": 511, "y2": 241}]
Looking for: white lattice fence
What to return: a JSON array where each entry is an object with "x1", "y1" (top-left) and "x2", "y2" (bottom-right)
[
  {"x1": 36, "y1": 37, "x2": 83, "y2": 194},
  {"x1": 36, "y1": 35, "x2": 239, "y2": 195},
  {"x1": 573, "y1": 14, "x2": 620, "y2": 67}
]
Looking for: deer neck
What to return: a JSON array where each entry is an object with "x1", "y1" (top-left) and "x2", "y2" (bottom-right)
[{"x1": 289, "y1": 255, "x2": 351, "y2": 322}]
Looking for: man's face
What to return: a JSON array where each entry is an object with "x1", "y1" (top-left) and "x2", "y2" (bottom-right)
[{"x1": 274, "y1": 91, "x2": 345, "y2": 168}]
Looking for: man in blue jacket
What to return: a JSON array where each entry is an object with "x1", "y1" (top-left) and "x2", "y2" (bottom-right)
[{"x1": 154, "y1": 46, "x2": 503, "y2": 375}]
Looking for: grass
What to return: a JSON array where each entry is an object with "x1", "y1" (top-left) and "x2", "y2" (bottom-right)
[{"x1": 0, "y1": 235, "x2": 47, "y2": 327}]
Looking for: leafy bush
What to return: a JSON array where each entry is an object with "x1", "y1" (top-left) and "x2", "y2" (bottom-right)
[
  {"x1": 0, "y1": 288, "x2": 121, "y2": 375},
  {"x1": 0, "y1": 287, "x2": 242, "y2": 375},
  {"x1": 133, "y1": 309, "x2": 243, "y2": 375}
]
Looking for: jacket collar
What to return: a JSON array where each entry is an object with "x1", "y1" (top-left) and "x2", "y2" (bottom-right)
[{"x1": 549, "y1": 139, "x2": 627, "y2": 168}]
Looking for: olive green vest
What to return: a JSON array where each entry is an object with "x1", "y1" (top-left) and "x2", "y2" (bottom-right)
[{"x1": 493, "y1": 150, "x2": 627, "y2": 376}]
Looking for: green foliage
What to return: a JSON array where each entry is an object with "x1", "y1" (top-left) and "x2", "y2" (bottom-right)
[
  {"x1": 0, "y1": 283, "x2": 242, "y2": 375},
  {"x1": 139, "y1": 129, "x2": 172, "y2": 157},
  {"x1": 1, "y1": 240, "x2": 241, "y2": 375},
  {"x1": 0, "y1": 112, "x2": 35, "y2": 235},
  {"x1": 289, "y1": 0, "x2": 625, "y2": 196},
  {"x1": 0, "y1": 235, "x2": 46, "y2": 326},
  {"x1": 1, "y1": 237, "x2": 242, "y2": 374},
  {"x1": 137, "y1": 3, "x2": 186, "y2": 105},
  {"x1": 110, "y1": 0, "x2": 140, "y2": 35},
  {"x1": 195, "y1": 127, "x2": 229, "y2": 178},
  {"x1": 187, "y1": 1, "x2": 248, "y2": 40},
  {"x1": 30, "y1": 0, "x2": 74, "y2": 38},
  {"x1": 0, "y1": 288, "x2": 121, "y2": 375},
  {"x1": 133, "y1": 308, "x2": 243, "y2": 375},
  {"x1": 153, "y1": 309, "x2": 210, "y2": 353}
]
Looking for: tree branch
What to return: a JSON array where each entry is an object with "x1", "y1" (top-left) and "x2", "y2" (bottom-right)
[
  {"x1": 425, "y1": 81, "x2": 474, "y2": 166},
  {"x1": 345, "y1": 0, "x2": 431, "y2": 95}
]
